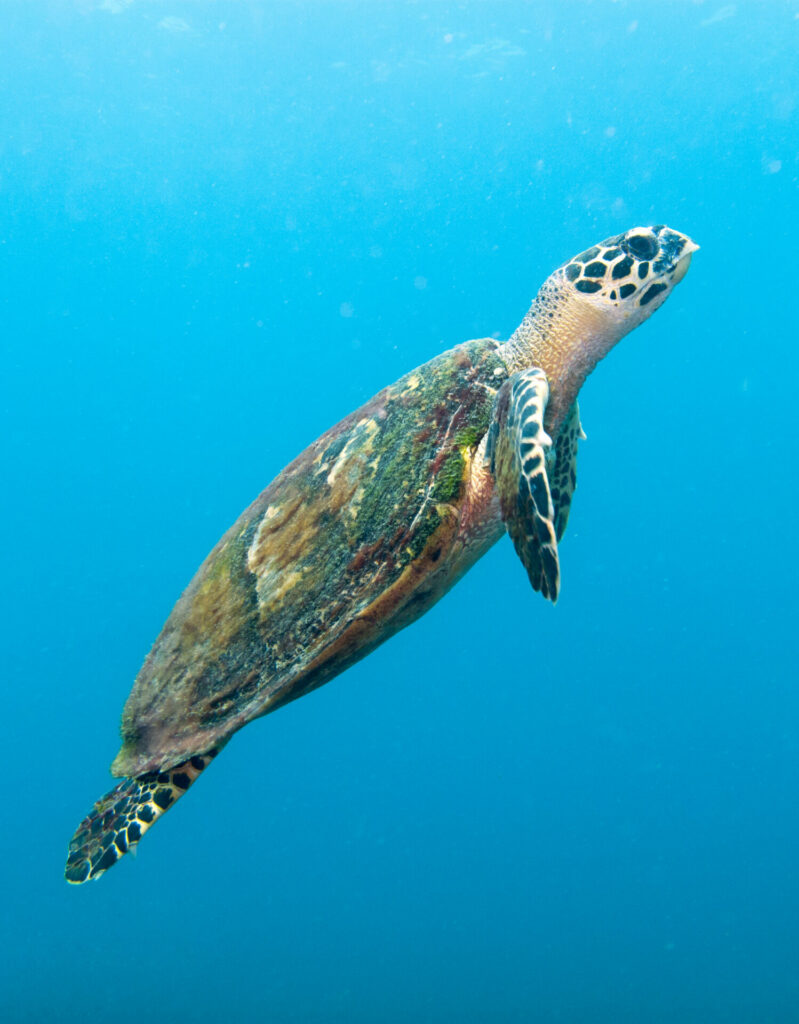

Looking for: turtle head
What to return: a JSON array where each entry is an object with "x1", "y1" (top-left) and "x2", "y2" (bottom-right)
[
  {"x1": 560, "y1": 225, "x2": 698, "y2": 323},
  {"x1": 508, "y1": 224, "x2": 697, "y2": 433}
]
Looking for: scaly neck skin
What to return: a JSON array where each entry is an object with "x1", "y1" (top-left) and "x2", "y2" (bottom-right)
[{"x1": 499, "y1": 273, "x2": 628, "y2": 437}]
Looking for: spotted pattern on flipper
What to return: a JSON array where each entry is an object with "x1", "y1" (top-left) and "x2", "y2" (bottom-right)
[
  {"x1": 548, "y1": 402, "x2": 583, "y2": 542},
  {"x1": 64, "y1": 749, "x2": 219, "y2": 884},
  {"x1": 487, "y1": 367, "x2": 560, "y2": 602}
]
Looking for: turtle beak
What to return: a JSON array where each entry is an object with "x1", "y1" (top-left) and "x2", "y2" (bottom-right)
[
  {"x1": 672, "y1": 246, "x2": 696, "y2": 284},
  {"x1": 664, "y1": 231, "x2": 698, "y2": 285}
]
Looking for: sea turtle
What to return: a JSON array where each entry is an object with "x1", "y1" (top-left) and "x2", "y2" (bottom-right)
[{"x1": 65, "y1": 224, "x2": 696, "y2": 883}]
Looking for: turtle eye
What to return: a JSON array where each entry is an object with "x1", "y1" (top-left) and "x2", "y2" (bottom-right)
[{"x1": 623, "y1": 233, "x2": 658, "y2": 261}]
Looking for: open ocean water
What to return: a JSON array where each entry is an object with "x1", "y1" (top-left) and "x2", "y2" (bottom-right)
[{"x1": 2, "y1": 2, "x2": 798, "y2": 1021}]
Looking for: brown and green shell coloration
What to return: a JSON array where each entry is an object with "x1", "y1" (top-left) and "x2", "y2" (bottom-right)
[
  {"x1": 114, "y1": 339, "x2": 509, "y2": 777},
  {"x1": 66, "y1": 225, "x2": 697, "y2": 883}
]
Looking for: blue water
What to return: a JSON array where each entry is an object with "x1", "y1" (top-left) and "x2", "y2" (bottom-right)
[{"x1": 3, "y1": 2, "x2": 798, "y2": 1020}]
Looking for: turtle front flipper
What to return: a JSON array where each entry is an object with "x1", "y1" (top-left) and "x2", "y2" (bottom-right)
[
  {"x1": 64, "y1": 749, "x2": 219, "y2": 883},
  {"x1": 549, "y1": 400, "x2": 584, "y2": 542},
  {"x1": 487, "y1": 368, "x2": 561, "y2": 602}
]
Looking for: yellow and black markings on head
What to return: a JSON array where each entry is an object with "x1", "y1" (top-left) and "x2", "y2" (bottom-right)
[{"x1": 562, "y1": 226, "x2": 675, "y2": 309}]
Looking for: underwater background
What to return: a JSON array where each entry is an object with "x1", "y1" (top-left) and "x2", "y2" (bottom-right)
[{"x1": 2, "y1": 1, "x2": 798, "y2": 1021}]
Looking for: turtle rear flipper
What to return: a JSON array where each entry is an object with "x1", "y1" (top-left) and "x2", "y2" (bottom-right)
[
  {"x1": 487, "y1": 367, "x2": 561, "y2": 602},
  {"x1": 64, "y1": 749, "x2": 219, "y2": 883}
]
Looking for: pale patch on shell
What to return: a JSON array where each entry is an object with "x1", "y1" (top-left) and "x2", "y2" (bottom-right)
[
  {"x1": 348, "y1": 485, "x2": 366, "y2": 519},
  {"x1": 326, "y1": 417, "x2": 379, "y2": 486},
  {"x1": 247, "y1": 495, "x2": 316, "y2": 612},
  {"x1": 254, "y1": 566, "x2": 304, "y2": 606}
]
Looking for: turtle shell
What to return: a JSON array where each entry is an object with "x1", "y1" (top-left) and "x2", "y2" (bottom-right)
[{"x1": 112, "y1": 338, "x2": 509, "y2": 777}]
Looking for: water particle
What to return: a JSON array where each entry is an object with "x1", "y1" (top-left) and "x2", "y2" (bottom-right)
[
  {"x1": 700, "y1": 5, "x2": 736, "y2": 28},
  {"x1": 159, "y1": 16, "x2": 191, "y2": 33}
]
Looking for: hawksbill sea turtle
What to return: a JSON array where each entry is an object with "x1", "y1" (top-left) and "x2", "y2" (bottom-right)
[{"x1": 65, "y1": 225, "x2": 697, "y2": 883}]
